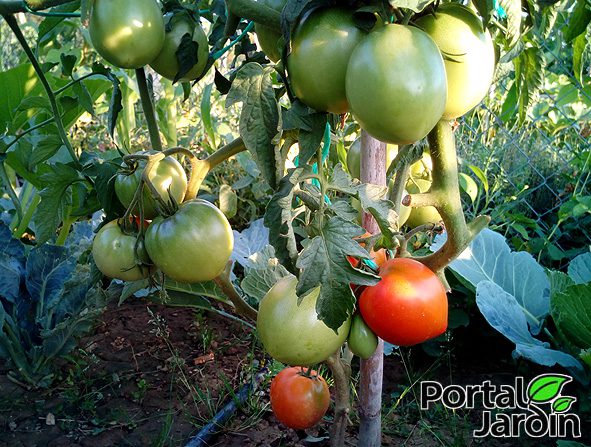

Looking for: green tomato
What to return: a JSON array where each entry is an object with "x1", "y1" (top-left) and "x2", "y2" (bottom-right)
[
  {"x1": 92, "y1": 220, "x2": 152, "y2": 281},
  {"x1": 287, "y1": 8, "x2": 365, "y2": 114},
  {"x1": 257, "y1": 275, "x2": 351, "y2": 365},
  {"x1": 144, "y1": 199, "x2": 233, "y2": 283},
  {"x1": 89, "y1": 0, "x2": 165, "y2": 69},
  {"x1": 150, "y1": 14, "x2": 209, "y2": 82},
  {"x1": 410, "y1": 151, "x2": 433, "y2": 180},
  {"x1": 254, "y1": 0, "x2": 287, "y2": 62},
  {"x1": 405, "y1": 179, "x2": 442, "y2": 228},
  {"x1": 415, "y1": 4, "x2": 495, "y2": 119},
  {"x1": 115, "y1": 156, "x2": 187, "y2": 220},
  {"x1": 346, "y1": 24, "x2": 447, "y2": 144},
  {"x1": 348, "y1": 314, "x2": 378, "y2": 359}
]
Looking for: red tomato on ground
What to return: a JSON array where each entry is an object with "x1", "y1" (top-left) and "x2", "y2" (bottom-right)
[
  {"x1": 270, "y1": 366, "x2": 330, "y2": 430},
  {"x1": 359, "y1": 258, "x2": 448, "y2": 346}
]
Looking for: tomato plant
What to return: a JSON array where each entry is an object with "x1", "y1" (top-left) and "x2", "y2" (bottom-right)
[
  {"x1": 150, "y1": 13, "x2": 209, "y2": 82},
  {"x1": 254, "y1": 0, "x2": 287, "y2": 62},
  {"x1": 405, "y1": 178, "x2": 442, "y2": 228},
  {"x1": 145, "y1": 199, "x2": 233, "y2": 283},
  {"x1": 257, "y1": 275, "x2": 351, "y2": 365},
  {"x1": 287, "y1": 8, "x2": 365, "y2": 113},
  {"x1": 359, "y1": 258, "x2": 448, "y2": 346},
  {"x1": 92, "y1": 220, "x2": 152, "y2": 281},
  {"x1": 345, "y1": 24, "x2": 447, "y2": 144},
  {"x1": 416, "y1": 3, "x2": 495, "y2": 119},
  {"x1": 270, "y1": 366, "x2": 330, "y2": 430},
  {"x1": 348, "y1": 314, "x2": 378, "y2": 359},
  {"x1": 115, "y1": 156, "x2": 188, "y2": 220},
  {"x1": 88, "y1": 0, "x2": 165, "y2": 69}
]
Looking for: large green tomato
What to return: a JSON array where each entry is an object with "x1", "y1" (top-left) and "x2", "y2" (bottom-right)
[
  {"x1": 346, "y1": 24, "x2": 447, "y2": 144},
  {"x1": 145, "y1": 199, "x2": 233, "y2": 283},
  {"x1": 254, "y1": 0, "x2": 287, "y2": 62},
  {"x1": 150, "y1": 14, "x2": 209, "y2": 82},
  {"x1": 115, "y1": 156, "x2": 187, "y2": 220},
  {"x1": 287, "y1": 8, "x2": 365, "y2": 114},
  {"x1": 415, "y1": 4, "x2": 495, "y2": 119},
  {"x1": 348, "y1": 314, "x2": 378, "y2": 359},
  {"x1": 92, "y1": 220, "x2": 152, "y2": 281},
  {"x1": 257, "y1": 275, "x2": 351, "y2": 365},
  {"x1": 89, "y1": 0, "x2": 165, "y2": 69},
  {"x1": 405, "y1": 179, "x2": 442, "y2": 228}
]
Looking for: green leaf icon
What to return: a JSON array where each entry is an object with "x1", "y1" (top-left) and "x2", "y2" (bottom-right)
[
  {"x1": 552, "y1": 396, "x2": 576, "y2": 413},
  {"x1": 527, "y1": 374, "x2": 572, "y2": 404}
]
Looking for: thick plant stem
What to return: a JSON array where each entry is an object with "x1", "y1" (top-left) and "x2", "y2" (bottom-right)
[
  {"x1": 206, "y1": 137, "x2": 247, "y2": 169},
  {"x1": 404, "y1": 121, "x2": 490, "y2": 275},
  {"x1": 326, "y1": 352, "x2": 352, "y2": 447},
  {"x1": 358, "y1": 130, "x2": 385, "y2": 447},
  {"x1": 226, "y1": 0, "x2": 281, "y2": 31},
  {"x1": 213, "y1": 262, "x2": 258, "y2": 321},
  {"x1": 0, "y1": 0, "x2": 73, "y2": 15},
  {"x1": 4, "y1": 14, "x2": 80, "y2": 168},
  {"x1": 135, "y1": 68, "x2": 163, "y2": 151}
]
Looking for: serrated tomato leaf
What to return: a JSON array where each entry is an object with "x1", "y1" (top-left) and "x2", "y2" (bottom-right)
[{"x1": 296, "y1": 216, "x2": 380, "y2": 331}]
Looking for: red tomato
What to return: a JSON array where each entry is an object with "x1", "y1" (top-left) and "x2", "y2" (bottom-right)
[
  {"x1": 270, "y1": 366, "x2": 330, "y2": 430},
  {"x1": 359, "y1": 258, "x2": 448, "y2": 346}
]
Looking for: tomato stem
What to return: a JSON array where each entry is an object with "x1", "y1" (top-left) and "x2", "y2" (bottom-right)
[
  {"x1": 163, "y1": 147, "x2": 207, "y2": 201},
  {"x1": 213, "y1": 262, "x2": 258, "y2": 321},
  {"x1": 225, "y1": 0, "x2": 281, "y2": 32},
  {"x1": 135, "y1": 67, "x2": 163, "y2": 152},
  {"x1": 325, "y1": 352, "x2": 352, "y2": 447},
  {"x1": 405, "y1": 120, "x2": 490, "y2": 276}
]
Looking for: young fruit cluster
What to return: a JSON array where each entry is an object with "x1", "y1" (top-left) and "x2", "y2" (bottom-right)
[
  {"x1": 283, "y1": 4, "x2": 495, "y2": 143},
  {"x1": 88, "y1": 0, "x2": 209, "y2": 82},
  {"x1": 92, "y1": 155, "x2": 233, "y2": 284}
]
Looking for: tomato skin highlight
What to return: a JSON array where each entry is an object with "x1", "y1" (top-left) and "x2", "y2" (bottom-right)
[
  {"x1": 257, "y1": 275, "x2": 351, "y2": 366},
  {"x1": 287, "y1": 8, "x2": 365, "y2": 114},
  {"x1": 144, "y1": 199, "x2": 233, "y2": 283},
  {"x1": 92, "y1": 220, "x2": 152, "y2": 281},
  {"x1": 345, "y1": 24, "x2": 447, "y2": 145},
  {"x1": 270, "y1": 367, "x2": 330, "y2": 430},
  {"x1": 415, "y1": 3, "x2": 495, "y2": 119},
  {"x1": 115, "y1": 156, "x2": 187, "y2": 220},
  {"x1": 359, "y1": 258, "x2": 448, "y2": 346},
  {"x1": 89, "y1": 0, "x2": 165, "y2": 69}
]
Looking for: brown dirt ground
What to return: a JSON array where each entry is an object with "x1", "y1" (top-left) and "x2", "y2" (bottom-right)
[{"x1": 0, "y1": 299, "x2": 589, "y2": 447}]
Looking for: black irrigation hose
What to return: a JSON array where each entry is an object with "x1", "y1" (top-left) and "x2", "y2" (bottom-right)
[{"x1": 184, "y1": 367, "x2": 269, "y2": 447}]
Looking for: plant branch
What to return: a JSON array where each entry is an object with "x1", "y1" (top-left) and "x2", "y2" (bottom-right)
[
  {"x1": 135, "y1": 68, "x2": 163, "y2": 151},
  {"x1": 325, "y1": 352, "x2": 352, "y2": 447},
  {"x1": 205, "y1": 137, "x2": 247, "y2": 168},
  {"x1": 213, "y1": 262, "x2": 258, "y2": 321},
  {"x1": 226, "y1": 0, "x2": 281, "y2": 31},
  {"x1": 4, "y1": 14, "x2": 81, "y2": 168},
  {"x1": 0, "y1": 0, "x2": 74, "y2": 15},
  {"x1": 407, "y1": 120, "x2": 490, "y2": 275}
]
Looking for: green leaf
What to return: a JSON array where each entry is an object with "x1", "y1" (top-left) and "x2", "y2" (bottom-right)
[
  {"x1": 241, "y1": 246, "x2": 290, "y2": 303},
  {"x1": 37, "y1": 1, "x2": 81, "y2": 45},
  {"x1": 569, "y1": 253, "x2": 591, "y2": 285},
  {"x1": 459, "y1": 172, "x2": 478, "y2": 203},
  {"x1": 499, "y1": 0, "x2": 522, "y2": 46},
  {"x1": 514, "y1": 46, "x2": 544, "y2": 124},
  {"x1": 581, "y1": 349, "x2": 591, "y2": 369},
  {"x1": 119, "y1": 279, "x2": 150, "y2": 305},
  {"x1": 60, "y1": 53, "x2": 77, "y2": 78},
  {"x1": 296, "y1": 216, "x2": 380, "y2": 331},
  {"x1": 527, "y1": 374, "x2": 571, "y2": 404},
  {"x1": 471, "y1": 0, "x2": 496, "y2": 26},
  {"x1": 388, "y1": 0, "x2": 434, "y2": 13},
  {"x1": 572, "y1": 31, "x2": 587, "y2": 83},
  {"x1": 32, "y1": 163, "x2": 82, "y2": 244},
  {"x1": 72, "y1": 81, "x2": 95, "y2": 116},
  {"x1": 164, "y1": 278, "x2": 225, "y2": 301},
  {"x1": 16, "y1": 96, "x2": 52, "y2": 113},
  {"x1": 30, "y1": 134, "x2": 64, "y2": 167},
  {"x1": 468, "y1": 164, "x2": 489, "y2": 193},
  {"x1": 564, "y1": 0, "x2": 591, "y2": 42},
  {"x1": 552, "y1": 396, "x2": 577, "y2": 413},
  {"x1": 548, "y1": 270, "x2": 575, "y2": 299},
  {"x1": 219, "y1": 184, "x2": 238, "y2": 218},
  {"x1": 226, "y1": 63, "x2": 281, "y2": 188},
  {"x1": 552, "y1": 283, "x2": 591, "y2": 349},
  {"x1": 201, "y1": 82, "x2": 217, "y2": 148},
  {"x1": 264, "y1": 166, "x2": 316, "y2": 271}
]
